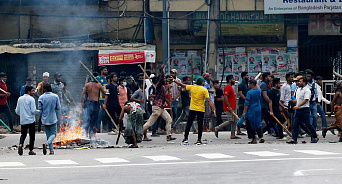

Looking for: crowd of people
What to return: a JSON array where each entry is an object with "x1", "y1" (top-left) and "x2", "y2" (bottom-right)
[{"x1": 1, "y1": 65, "x2": 342, "y2": 155}]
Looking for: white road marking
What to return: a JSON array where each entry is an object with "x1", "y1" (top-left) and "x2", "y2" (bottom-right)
[
  {"x1": 95, "y1": 158, "x2": 130, "y2": 163},
  {"x1": 294, "y1": 169, "x2": 334, "y2": 176},
  {"x1": 196, "y1": 153, "x2": 234, "y2": 159},
  {"x1": 143, "y1": 155, "x2": 181, "y2": 161},
  {"x1": 0, "y1": 162, "x2": 25, "y2": 167},
  {"x1": 244, "y1": 151, "x2": 289, "y2": 157},
  {"x1": 45, "y1": 160, "x2": 78, "y2": 165},
  {"x1": 293, "y1": 150, "x2": 340, "y2": 156},
  {"x1": 0, "y1": 157, "x2": 341, "y2": 170}
]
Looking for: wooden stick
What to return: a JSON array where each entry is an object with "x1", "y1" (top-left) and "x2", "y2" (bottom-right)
[
  {"x1": 271, "y1": 115, "x2": 292, "y2": 137},
  {"x1": 142, "y1": 61, "x2": 147, "y2": 100},
  {"x1": 255, "y1": 72, "x2": 262, "y2": 80},
  {"x1": 0, "y1": 88, "x2": 6, "y2": 94},
  {"x1": 333, "y1": 71, "x2": 342, "y2": 78},
  {"x1": 191, "y1": 53, "x2": 194, "y2": 85},
  {"x1": 104, "y1": 109, "x2": 119, "y2": 130},
  {"x1": 79, "y1": 61, "x2": 99, "y2": 83},
  {"x1": 138, "y1": 64, "x2": 156, "y2": 89},
  {"x1": 281, "y1": 111, "x2": 291, "y2": 128}
]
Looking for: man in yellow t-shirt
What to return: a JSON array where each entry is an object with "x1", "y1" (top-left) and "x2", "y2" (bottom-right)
[{"x1": 171, "y1": 76, "x2": 216, "y2": 145}]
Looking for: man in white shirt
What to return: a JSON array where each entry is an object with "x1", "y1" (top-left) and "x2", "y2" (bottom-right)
[
  {"x1": 287, "y1": 77, "x2": 318, "y2": 144},
  {"x1": 316, "y1": 76, "x2": 331, "y2": 129},
  {"x1": 280, "y1": 73, "x2": 293, "y2": 124}
]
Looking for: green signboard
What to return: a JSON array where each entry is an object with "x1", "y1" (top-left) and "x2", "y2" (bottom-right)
[{"x1": 194, "y1": 11, "x2": 284, "y2": 36}]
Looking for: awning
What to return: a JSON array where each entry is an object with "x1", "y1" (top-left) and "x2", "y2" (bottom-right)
[
  {"x1": 0, "y1": 43, "x2": 152, "y2": 54},
  {"x1": 98, "y1": 50, "x2": 156, "y2": 65}
]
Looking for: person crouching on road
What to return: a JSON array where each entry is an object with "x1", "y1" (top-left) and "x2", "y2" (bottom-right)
[
  {"x1": 171, "y1": 76, "x2": 216, "y2": 145},
  {"x1": 119, "y1": 101, "x2": 144, "y2": 148},
  {"x1": 15, "y1": 86, "x2": 40, "y2": 155}
]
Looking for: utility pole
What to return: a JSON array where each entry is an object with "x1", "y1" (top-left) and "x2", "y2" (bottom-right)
[
  {"x1": 162, "y1": 0, "x2": 170, "y2": 73},
  {"x1": 207, "y1": 0, "x2": 220, "y2": 79}
]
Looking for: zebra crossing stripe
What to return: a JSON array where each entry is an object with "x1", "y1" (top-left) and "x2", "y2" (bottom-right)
[
  {"x1": 0, "y1": 162, "x2": 25, "y2": 167},
  {"x1": 196, "y1": 153, "x2": 234, "y2": 159},
  {"x1": 45, "y1": 160, "x2": 78, "y2": 165},
  {"x1": 244, "y1": 151, "x2": 289, "y2": 157},
  {"x1": 143, "y1": 155, "x2": 181, "y2": 161},
  {"x1": 293, "y1": 150, "x2": 340, "y2": 156},
  {"x1": 95, "y1": 158, "x2": 130, "y2": 163}
]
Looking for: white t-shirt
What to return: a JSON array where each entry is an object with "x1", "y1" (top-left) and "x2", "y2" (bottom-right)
[{"x1": 296, "y1": 86, "x2": 311, "y2": 109}]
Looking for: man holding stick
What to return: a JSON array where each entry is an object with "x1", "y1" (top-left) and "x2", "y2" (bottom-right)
[
  {"x1": 261, "y1": 78, "x2": 287, "y2": 141},
  {"x1": 214, "y1": 75, "x2": 240, "y2": 139},
  {"x1": 81, "y1": 76, "x2": 106, "y2": 138},
  {"x1": 142, "y1": 65, "x2": 176, "y2": 142},
  {"x1": 0, "y1": 72, "x2": 14, "y2": 133},
  {"x1": 103, "y1": 73, "x2": 121, "y2": 133}
]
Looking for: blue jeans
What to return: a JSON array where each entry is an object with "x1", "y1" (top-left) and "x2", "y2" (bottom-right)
[
  {"x1": 97, "y1": 100, "x2": 105, "y2": 132},
  {"x1": 292, "y1": 108, "x2": 317, "y2": 141},
  {"x1": 309, "y1": 102, "x2": 318, "y2": 130},
  {"x1": 172, "y1": 105, "x2": 196, "y2": 131},
  {"x1": 317, "y1": 104, "x2": 327, "y2": 128},
  {"x1": 44, "y1": 123, "x2": 57, "y2": 152},
  {"x1": 83, "y1": 101, "x2": 100, "y2": 137},
  {"x1": 172, "y1": 101, "x2": 179, "y2": 123}
]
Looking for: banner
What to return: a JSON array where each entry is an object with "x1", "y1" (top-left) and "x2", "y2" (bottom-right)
[
  {"x1": 98, "y1": 50, "x2": 156, "y2": 65},
  {"x1": 264, "y1": 0, "x2": 342, "y2": 14}
]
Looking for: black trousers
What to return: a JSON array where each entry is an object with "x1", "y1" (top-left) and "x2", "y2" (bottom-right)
[
  {"x1": 20, "y1": 122, "x2": 35, "y2": 151},
  {"x1": 262, "y1": 112, "x2": 285, "y2": 138},
  {"x1": 0, "y1": 105, "x2": 13, "y2": 131},
  {"x1": 215, "y1": 109, "x2": 223, "y2": 127},
  {"x1": 184, "y1": 110, "x2": 204, "y2": 141},
  {"x1": 246, "y1": 119, "x2": 263, "y2": 139},
  {"x1": 106, "y1": 106, "x2": 122, "y2": 131}
]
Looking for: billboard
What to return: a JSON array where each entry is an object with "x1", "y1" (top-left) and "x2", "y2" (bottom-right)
[{"x1": 264, "y1": 0, "x2": 342, "y2": 14}]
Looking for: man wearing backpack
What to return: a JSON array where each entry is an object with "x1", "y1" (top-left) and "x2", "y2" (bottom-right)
[{"x1": 306, "y1": 69, "x2": 318, "y2": 131}]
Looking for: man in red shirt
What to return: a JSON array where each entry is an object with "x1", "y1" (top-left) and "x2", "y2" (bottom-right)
[
  {"x1": 214, "y1": 75, "x2": 240, "y2": 139},
  {"x1": 0, "y1": 72, "x2": 14, "y2": 132}
]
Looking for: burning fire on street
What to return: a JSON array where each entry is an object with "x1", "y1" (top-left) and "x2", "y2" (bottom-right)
[{"x1": 53, "y1": 109, "x2": 109, "y2": 149}]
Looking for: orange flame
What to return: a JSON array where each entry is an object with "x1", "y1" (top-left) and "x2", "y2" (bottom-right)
[
  {"x1": 54, "y1": 123, "x2": 84, "y2": 146},
  {"x1": 53, "y1": 110, "x2": 84, "y2": 146}
]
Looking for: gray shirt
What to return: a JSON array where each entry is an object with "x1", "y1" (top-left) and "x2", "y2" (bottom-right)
[
  {"x1": 132, "y1": 88, "x2": 146, "y2": 113},
  {"x1": 51, "y1": 81, "x2": 64, "y2": 104},
  {"x1": 296, "y1": 86, "x2": 311, "y2": 109}
]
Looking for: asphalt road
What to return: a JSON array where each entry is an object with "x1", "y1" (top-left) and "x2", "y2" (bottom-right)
[{"x1": 0, "y1": 131, "x2": 341, "y2": 184}]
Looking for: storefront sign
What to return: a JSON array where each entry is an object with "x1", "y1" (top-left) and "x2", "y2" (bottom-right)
[
  {"x1": 308, "y1": 14, "x2": 342, "y2": 35},
  {"x1": 193, "y1": 11, "x2": 284, "y2": 36},
  {"x1": 98, "y1": 50, "x2": 155, "y2": 65},
  {"x1": 264, "y1": 0, "x2": 342, "y2": 14}
]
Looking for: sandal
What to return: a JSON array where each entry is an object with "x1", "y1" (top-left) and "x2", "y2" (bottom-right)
[
  {"x1": 49, "y1": 151, "x2": 54, "y2": 155},
  {"x1": 128, "y1": 145, "x2": 138, "y2": 148}
]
